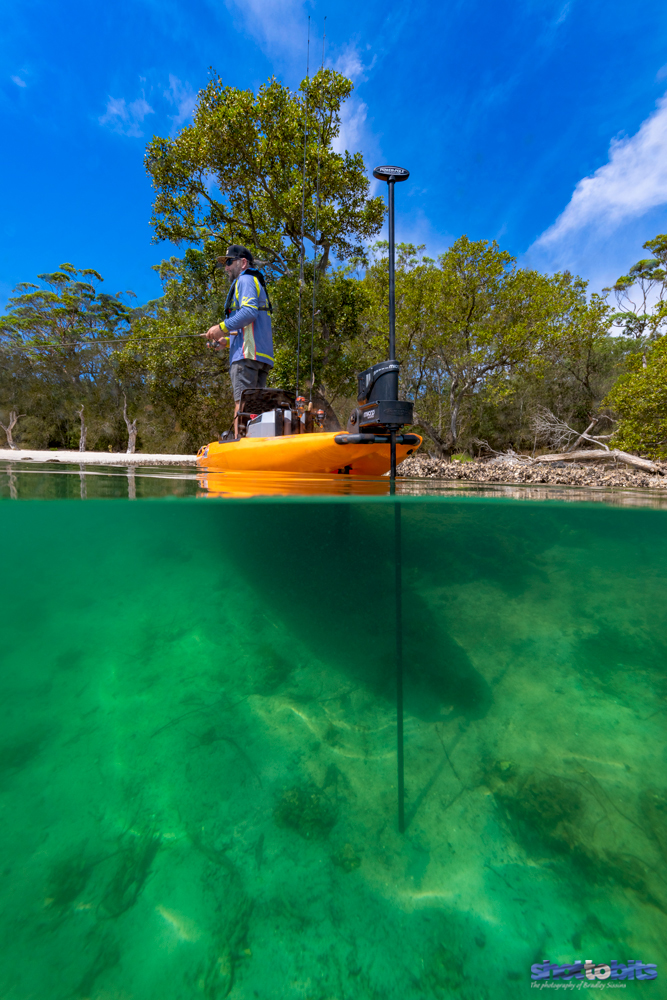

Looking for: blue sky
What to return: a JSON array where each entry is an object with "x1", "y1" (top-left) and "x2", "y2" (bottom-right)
[{"x1": 2, "y1": 0, "x2": 667, "y2": 309}]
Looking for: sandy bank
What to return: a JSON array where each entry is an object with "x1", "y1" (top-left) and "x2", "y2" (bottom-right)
[
  {"x1": 0, "y1": 449, "x2": 197, "y2": 466},
  {"x1": 398, "y1": 453, "x2": 667, "y2": 489}
]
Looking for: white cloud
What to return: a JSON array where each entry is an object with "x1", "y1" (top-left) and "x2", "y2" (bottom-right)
[
  {"x1": 535, "y1": 92, "x2": 667, "y2": 249},
  {"x1": 524, "y1": 205, "x2": 667, "y2": 292},
  {"x1": 555, "y1": 2, "x2": 571, "y2": 25},
  {"x1": 333, "y1": 43, "x2": 375, "y2": 84},
  {"x1": 223, "y1": 0, "x2": 307, "y2": 64},
  {"x1": 219, "y1": 0, "x2": 400, "y2": 218},
  {"x1": 99, "y1": 94, "x2": 155, "y2": 138},
  {"x1": 164, "y1": 75, "x2": 197, "y2": 130},
  {"x1": 11, "y1": 75, "x2": 27, "y2": 88},
  {"x1": 332, "y1": 98, "x2": 369, "y2": 156}
]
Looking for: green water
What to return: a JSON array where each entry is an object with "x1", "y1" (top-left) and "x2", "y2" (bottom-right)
[{"x1": 1, "y1": 490, "x2": 666, "y2": 998}]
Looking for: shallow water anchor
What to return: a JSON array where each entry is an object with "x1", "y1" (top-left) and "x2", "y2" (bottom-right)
[{"x1": 395, "y1": 500, "x2": 405, "y2": 833}]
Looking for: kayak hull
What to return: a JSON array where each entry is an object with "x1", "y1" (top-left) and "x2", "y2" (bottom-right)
[{"x1": 197, "y1": 432, "x2": 422, "y2": 476}]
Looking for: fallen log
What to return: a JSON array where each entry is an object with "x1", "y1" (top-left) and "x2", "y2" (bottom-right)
[{"x1": 536, "y1": 449, "x2": 663, "y2": 474}]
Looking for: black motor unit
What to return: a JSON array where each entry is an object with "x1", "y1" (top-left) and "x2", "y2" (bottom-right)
[{"x1": 347, "y1": 360, "x2": 413, "y2": 433}]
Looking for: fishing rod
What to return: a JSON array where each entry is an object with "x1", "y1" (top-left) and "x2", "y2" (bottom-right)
[
  {"x1": 295, "y1": 17, "x2": 310, "y2": 399},
  {"x1": 309, "y1": 18, "x2": 326, "y2": 404}
]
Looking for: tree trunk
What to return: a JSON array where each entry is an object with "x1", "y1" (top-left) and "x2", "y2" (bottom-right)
[
  {"x1": 448, "y1": 378, "x2": 462, "y2": 454},
  {"x1": 437, "y1": 372, "x2": 443, "y2": 437},
  {"x1": 0, "y1": 410, "x2": 25, "y2": 451},
  {"x1": 77, "y1": 404, "x2": 87, "y2": 452},
  {"x1": 449, "y1": 401, "x2": 461, "y2": 453},
  {"x1": 538, "y1": 449, "x2": 662, "y2": 474},
  {"x1": 413, "y1": 414, "x2": 450, "y2": 458},
  {"x1": 122, "y1": 395, "x2": 138, "y2": 454}
]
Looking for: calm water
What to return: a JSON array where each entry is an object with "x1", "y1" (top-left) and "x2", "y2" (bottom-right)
[{"x1": 1, "y1": 463, "x2": 666, "y2": 998}]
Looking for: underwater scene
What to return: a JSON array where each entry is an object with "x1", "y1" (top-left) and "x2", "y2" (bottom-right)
[{"x1": 1, "y1": 494, "x2": 666, "y2": 998}]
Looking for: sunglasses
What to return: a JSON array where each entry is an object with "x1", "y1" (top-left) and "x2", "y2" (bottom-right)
[{"x1": 224, "y1": 257, "x2": 239, "y2": 266}]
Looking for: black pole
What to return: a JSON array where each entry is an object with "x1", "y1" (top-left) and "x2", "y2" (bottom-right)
[
  {"x1": 388, "y1": 178, "x2": 396, "y2": 362},
  {"x1": 388, "y1": 174, "x2": 401, "y2": 830},
  {"x1": 395, "y1": 500, "x2": 404, "y2": 833},
  {"x1": 388, "y1": 178, "x2": 397, "y2": 480},
  {"x1": 372, "y1": 164, "x2": 409, "y2": 833}
]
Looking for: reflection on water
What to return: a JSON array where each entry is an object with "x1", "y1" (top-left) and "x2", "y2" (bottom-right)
[
  {"x1": 1, "y1": 461, "x2": 200, "y2": 500},
  {"x1": 1, "y1": 472, "x2": 667, "y2": 996},
  {"x1": 4, "y1": 459, "x2": 667, "y2": 506}
]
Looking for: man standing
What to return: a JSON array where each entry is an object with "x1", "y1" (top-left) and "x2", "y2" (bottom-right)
[{"x1": 202, "y1": 245, "x2": 274, "y2": 433}]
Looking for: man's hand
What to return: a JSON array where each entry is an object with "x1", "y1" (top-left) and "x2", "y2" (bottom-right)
[{"x1": 201, "y1": 324, "x2": 230, "y2": 349}]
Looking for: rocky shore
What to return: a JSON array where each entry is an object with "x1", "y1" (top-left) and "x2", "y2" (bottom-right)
[{"x1": 398, "y1": 453, "x2": 667, "y2": 489}]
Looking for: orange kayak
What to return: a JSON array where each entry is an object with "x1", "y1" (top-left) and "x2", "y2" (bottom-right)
[{"x1": 197, "y1": 431, "x2": 422, "y2": 476}]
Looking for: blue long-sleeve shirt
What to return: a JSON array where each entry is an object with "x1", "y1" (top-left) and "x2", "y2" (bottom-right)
[{"x1": 220, "y1": 271, "x2": 274, "y2": 367}]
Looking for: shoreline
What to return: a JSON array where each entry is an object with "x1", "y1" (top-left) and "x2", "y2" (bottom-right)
[
  {"x1": 397, "y1": 454, "x2": 667, "y2": 490},
  {"x1": 0, "y1": 449, "x2": 197, "y2": 466},
  {"x1": 3, "y1": 448, "x2": 667, "y2": 491}
]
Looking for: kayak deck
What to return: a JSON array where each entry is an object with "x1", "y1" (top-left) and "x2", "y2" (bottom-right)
[{"x1": 197, "y1": 431, "x2": 422, "y2": 476}]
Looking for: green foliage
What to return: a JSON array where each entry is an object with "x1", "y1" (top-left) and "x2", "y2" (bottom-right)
[
  {"x1": 269, "y1": 262, "x2": 370, "y2": 407},
  {"x1": 604, "y1": 335, "x2": 667, "y2": 458},
  {"x1": 145, "y1": 70, "x2": 385, "y2": 275},
  {"x1": 0, "y1": 264, "x2": 134, "y2": 450},
  {"x1": 469, "y1": 284, "x2": 623, "y2": 454},
  {"x1": 361, "y1": 238, "x2": 615, "y2": 455},
  {"x1": 610, "y1": 233, "x2": 667, "y2": 343},
  {"x1": 113, "y1": 246, "x2": 372, "y2": 444},
  {"x1": 116, "y1": 254, "x2": 235, "y2": 449},
  {"x1": 1, "y1": 233, "x2": 661, "y2": 459}
]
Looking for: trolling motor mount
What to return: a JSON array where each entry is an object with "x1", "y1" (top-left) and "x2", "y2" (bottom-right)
[{"x1": 347, "y1": 360, "x2": 414, "y2": 434}]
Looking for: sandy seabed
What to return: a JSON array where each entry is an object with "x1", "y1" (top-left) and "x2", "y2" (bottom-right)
[{"x1": 0, "y1": 498, "x2": 666, "y2": 999}]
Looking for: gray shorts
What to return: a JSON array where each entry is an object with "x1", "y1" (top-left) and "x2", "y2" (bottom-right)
[{"x1": 229, "y1": 360, "x2": 272, "y2": 402}]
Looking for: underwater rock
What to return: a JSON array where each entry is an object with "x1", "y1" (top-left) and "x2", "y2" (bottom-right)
[
  {"x1": 494, "y1": 760, "x2": 518, "y2": 782},
  {"x1": 331, "y1": 843, "x2": 361, "y2": 872},
  {"x1": 496, "y1": 773, "x2": 582, "y2": 853},
  {"x1": 274, "y1": 786, "x2": 337, "y2": 839},
  {"x1": 490, "y1": 765, "x2": 667, "y2": 914}
]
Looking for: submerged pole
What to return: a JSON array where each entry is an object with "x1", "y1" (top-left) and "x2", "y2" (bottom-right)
[
  {"x1": 372, "y1": 163, "x2": 410, "y2": 830},
  {"x1": 395, "y1": 500, "x2": 404, "y2": 833}
]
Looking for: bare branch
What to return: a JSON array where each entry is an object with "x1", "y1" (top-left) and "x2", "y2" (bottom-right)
[
  {"x1": 0, "y1": 410, "x2": 25, "y2": 450},
  {"x1": 530, "y1": 407, "x2": 614, "y2": 453}
]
